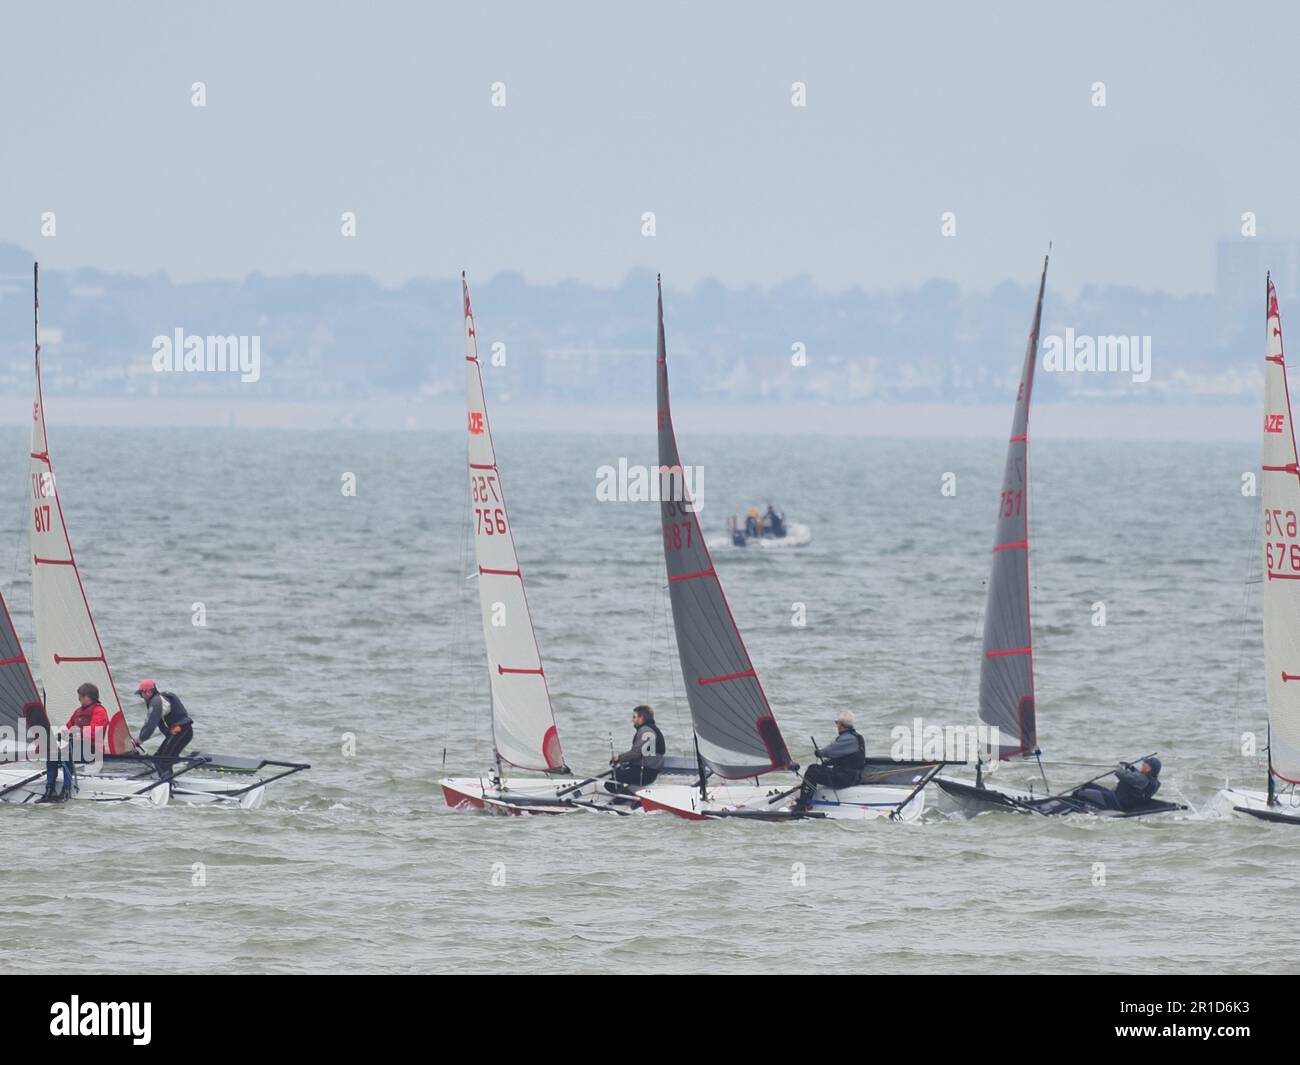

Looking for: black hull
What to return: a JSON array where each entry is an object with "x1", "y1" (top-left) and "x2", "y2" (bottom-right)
[
  {"x1": 1235, "y1": 805, "x2": 1300, "y2": 825},
  {"x1": 937, "y1": 777, "x2": 1185, "y2": 818}
]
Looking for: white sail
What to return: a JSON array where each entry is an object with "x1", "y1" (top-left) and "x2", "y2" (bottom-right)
[
  {"x1": 29, "y1": 265, "x2": 124, "y2": 730},
  {"x1": 1263, "y1": 278, "x2": 1300, "y2": 784},
  {"x1": 462, "y1": 276, "x2": 566, "y2": 772}
]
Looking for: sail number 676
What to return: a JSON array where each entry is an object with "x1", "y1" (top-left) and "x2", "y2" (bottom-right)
[{"x1": 1266, "y1": 508, "x2": 1297, "y2": 536}]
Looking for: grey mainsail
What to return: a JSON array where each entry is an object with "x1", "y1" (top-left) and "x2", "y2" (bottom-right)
[
  {"x1": 656, "y1": 277, "x2": 792, "y2": 778},
  {"x1": 0, "y1": 594, "x2": 40, "y2": 733},
  {"x1": 979, "y1": 255, "x2": 1048, "y2": 759}
]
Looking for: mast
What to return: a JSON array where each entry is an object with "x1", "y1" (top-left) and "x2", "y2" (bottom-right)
[
  {"x1": 978, "y1": 254, "x2": 1048, "y2": 761},
  {"x1": 655, "y1": 275, "x2": 793, "y2": 778},
  {"x1": 1268, "y1": 273, "x2": 1276, "y2": 808}
]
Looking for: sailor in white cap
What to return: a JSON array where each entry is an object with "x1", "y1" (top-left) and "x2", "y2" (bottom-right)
[{"x1": 792, "y1": 711, "x2": 866, "y2": 813}]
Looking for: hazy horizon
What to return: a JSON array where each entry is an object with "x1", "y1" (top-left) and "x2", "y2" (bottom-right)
[{"x1": 5, "y1": 1, "x2": 1298, "y2": 297}]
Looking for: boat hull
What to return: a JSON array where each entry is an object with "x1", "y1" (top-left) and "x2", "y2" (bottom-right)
[
  {"x1": 169, "y1": 776, "x2": 266, "y2": 809},
  {"x1": 636, "y1": 781, "x2": 925, "y2": 821},
  {"x1": 99, "y1": 753, "x2": 308, "y2": 808},
  {"x1": 1218, "y1": 787, "x2": 1300, "y2": 824},
  {"x1": 0, "y1": 762, "x2": 169, "y2": 805},
  {"x1": 708, "y1": 522, "x2": 812, "y2": 550},
  {"x1": 936, "y1": 775, "x2": 1184, "y2": 818},
  {"x1": 439, "y1": 776, "x2": 635, "y2": 815}
]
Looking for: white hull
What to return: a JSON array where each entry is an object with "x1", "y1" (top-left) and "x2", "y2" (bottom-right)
[
  {"x1": 0, "y1": 762, "x2": 168, "y2": 805},
  {"x1": 169, "y1": 775, "x2": 266, "y2": 809},
  {"x1": 97, "y1": 752, "x2": 308, "y2": 808},
  {"x1": 636, "y1": 781, "x2": 925, "y2": 821},
  {"x1": 708, "y1": 522, "x2": 812, "y2": 550},
  {"x1": 1218, "y1": 787, "x2": 1300, "y2": 823},
  {"x1": 440, "y1": 775, "x2": 632, "y2": 815}
]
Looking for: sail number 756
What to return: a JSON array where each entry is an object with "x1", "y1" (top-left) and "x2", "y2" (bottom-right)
[{"x1": 476, "y1": 508, "x2": 507, "y2": 536}]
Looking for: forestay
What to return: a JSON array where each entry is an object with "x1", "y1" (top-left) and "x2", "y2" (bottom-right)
[
  {"x1": 463, "y1": 276, "x2": 566, "y2": 772},
  {"x1": 979, "y1": 256, "x2": 1048, "y2": 759},
  {"x1": 656, "y1": 277, "x2": 792, "y2": 778},
  {"x1": 1263, "y1": 277, "x2": 1300, "y2": 784}
]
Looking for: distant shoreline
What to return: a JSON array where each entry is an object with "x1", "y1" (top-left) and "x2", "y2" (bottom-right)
[{"x1": 0, "y1": 396, "x2": 1260, "y2": 441}]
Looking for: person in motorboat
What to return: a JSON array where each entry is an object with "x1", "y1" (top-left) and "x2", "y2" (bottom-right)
[
  {"x1": 1072, "y1": 757, "x2": 1162, "y2": 812},
  {"x1": 136, "y1": 680, "x2": 195, "y2": 759},
  {"x1": 792, "y1": 710, "x2": 866, "y2": 812},
  {"x1": 730, "y1": 515, "x2": 746, "y2": 547},
  {"x1": 38, "y1": 683, "x2": 110, "y2": 803},
  {"x1": 606, "y1": 704, "x2": 665, "y2": 792},
  {"x1": 763, "y1": 503, "x2": 786, "y2": 538},
  {"x1": 745, "y1": 507, "x2": 761, "y2": 538}
]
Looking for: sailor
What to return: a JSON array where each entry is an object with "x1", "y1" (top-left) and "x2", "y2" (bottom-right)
[
  {"x1": 745, "y1": 507, "x2": 760, "y2": 539},
  {"x1": 792, "y1": 711, "x2": 866, "y2": 812},
  {"x1": 136, "y1": 679, "x2": 195, "y2": 759},
  {"x1": 40, "y1": 683, "x2": 110, "y2": 802},
  {"x1": 607, "y1": 704, "x2": 665, "y2": 789},
  {"x1": 764, "y1": 503, "x2": 786, "y2": 538},
  {"x1": 1074, "y1": 757, "x2": 1162, "y2": 812}
]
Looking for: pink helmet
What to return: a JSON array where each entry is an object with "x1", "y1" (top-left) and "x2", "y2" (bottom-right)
[{"x1": 134, "y1": 679, "x2": 157, "y2": 694}]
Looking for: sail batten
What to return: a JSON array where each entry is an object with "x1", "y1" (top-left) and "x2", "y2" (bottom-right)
[
  {"x1": 29, "y1": 264, "x2": 124, "y2": 729},
  {"x1": 1262, "y1": 277, "x2": 1300, "y2": 784},
  {"x1": 463, "y1": 277, "x2": 565, "y2": 773},
  {"x1": 655, "y1": 278, "x2": 792, "y2": 778},
  {"x1": 978, "y1": 256, "x2": 1048, "y2": 759}
]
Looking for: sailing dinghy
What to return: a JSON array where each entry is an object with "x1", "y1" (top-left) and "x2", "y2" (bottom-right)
[
  {"x1": 24, "y1": 264, "x2": 307, "y2": 808},
  {"x1": 0, "y1": 590, "x2": 170, "y2": 805},
  {"x1": 439, "y1": 276, "x2": 699, "y2": 815},
  {"x1": 1219, "y1": 276, "x2": 1300, "y2": 824},
  {"x1": 934, "y1": 255, "x2": 1183, "y2": 818},
  {"x1": 635, "y1": 278, "x2": 943, "y2": 821}
]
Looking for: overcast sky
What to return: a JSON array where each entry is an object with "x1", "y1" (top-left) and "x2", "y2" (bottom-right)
[{"x1": 2, "y1": 0, "x2": 1295, "y2": 295}]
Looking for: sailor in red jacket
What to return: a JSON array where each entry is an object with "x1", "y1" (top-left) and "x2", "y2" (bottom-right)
[{"x1": 40, "y1": 682, "x2": 110, "y2": 802}]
